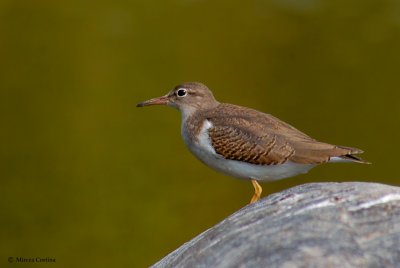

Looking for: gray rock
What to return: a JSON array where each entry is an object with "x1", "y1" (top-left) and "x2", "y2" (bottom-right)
[{"x1": 152, "y1": 182, "x2": 400, "y2": 268}]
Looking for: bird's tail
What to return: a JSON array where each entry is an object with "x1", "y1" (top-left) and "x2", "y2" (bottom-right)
[{"x1": 337, "y1": 147, "x2": 371, "y2": 164}]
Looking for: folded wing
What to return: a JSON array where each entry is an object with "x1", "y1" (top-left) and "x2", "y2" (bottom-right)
[{"x1": 206, "y1": 104, "x2": 367, "y2": 165}]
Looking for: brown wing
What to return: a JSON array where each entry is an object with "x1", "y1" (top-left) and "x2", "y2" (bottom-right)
[
  {"x1": 204, "y1": 104, "x2": 365, "y2": 165},
  {"x1": 208, "y1": 124, "x2": 295, "y2": 165}
]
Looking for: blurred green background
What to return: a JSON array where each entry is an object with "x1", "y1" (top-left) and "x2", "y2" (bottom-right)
[{"x1": 1, "y1": 0, "x2": 400, "y2": 267}]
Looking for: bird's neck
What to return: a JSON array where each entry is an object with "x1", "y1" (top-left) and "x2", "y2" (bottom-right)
[
  {"x1": 179, "y1": 101, "x2": 219, "y2": 123},
  {"x1": 179, "y1": 106, "x2": 197, "y2": 124},
  {"x1": 180, "y1": 105, "x2": 216, "y2": 146}
]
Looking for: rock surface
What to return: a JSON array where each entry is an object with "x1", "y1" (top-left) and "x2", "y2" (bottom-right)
[{"x1": 152, "y1": 182, "x2": 400, "y2": 268}]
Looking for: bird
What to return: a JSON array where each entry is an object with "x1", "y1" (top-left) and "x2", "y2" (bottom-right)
[{"x1": 137, "y1": 82, "x2": 369, "y2": 204}]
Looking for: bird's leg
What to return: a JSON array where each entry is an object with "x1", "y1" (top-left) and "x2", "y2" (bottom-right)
[{"x1": 250, "y1": 179, "x2": 262, "y2": 204}]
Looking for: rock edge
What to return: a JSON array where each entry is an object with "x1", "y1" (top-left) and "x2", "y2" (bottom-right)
[{"x1": 152, "y1": 182, "x2": 400, "y2": 268}]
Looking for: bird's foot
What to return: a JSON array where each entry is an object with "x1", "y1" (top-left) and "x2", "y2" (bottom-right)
[{"x1": 250, "y1": 179, "x2": 262, "y2": 204}]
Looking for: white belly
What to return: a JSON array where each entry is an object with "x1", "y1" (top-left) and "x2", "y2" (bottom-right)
[{"x1": 182, "y1": 120, "x2": 315, "y2": 182}]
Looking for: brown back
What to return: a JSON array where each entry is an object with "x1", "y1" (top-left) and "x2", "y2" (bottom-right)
[{"x1": 189, "y1": 103, "x2": 364, "y2": 165}]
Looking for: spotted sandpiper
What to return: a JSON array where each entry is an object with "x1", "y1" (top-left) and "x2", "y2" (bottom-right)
[{"x1": 137, "y1": 82, "x2": 369, "y2": 204}]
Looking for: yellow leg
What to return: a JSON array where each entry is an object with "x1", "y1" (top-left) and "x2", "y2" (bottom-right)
[{"x1": 250, "y1": 179, "x2": 262, "y2": 204}]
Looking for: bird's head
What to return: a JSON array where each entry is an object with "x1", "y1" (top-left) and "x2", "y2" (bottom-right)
[{"x1": 137, "y1": 82, "x2": 219, "y2": 117}]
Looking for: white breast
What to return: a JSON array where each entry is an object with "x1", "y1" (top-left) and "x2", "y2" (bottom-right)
[{"x1": 182, "y1": 119, "x2": 315, "y2": 182}]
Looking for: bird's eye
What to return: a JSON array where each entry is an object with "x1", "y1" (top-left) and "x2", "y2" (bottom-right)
[{"x1": 176, "y1": 88, "x2": 187, "y2": 97}]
